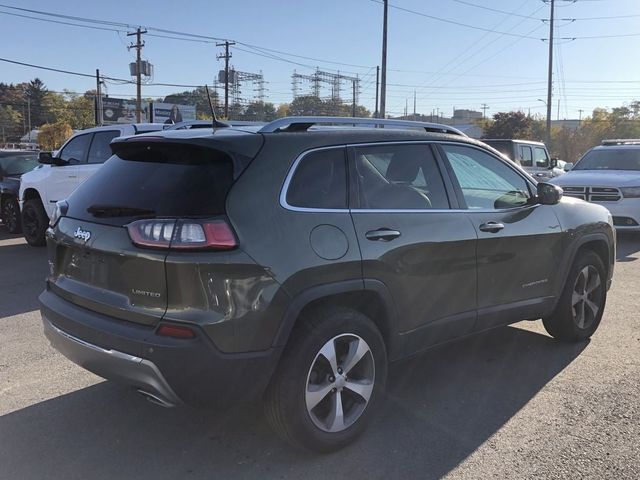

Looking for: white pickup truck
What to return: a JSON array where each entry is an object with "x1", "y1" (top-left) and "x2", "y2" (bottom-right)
[
  {"x1": 483, "y1": 139, "x2": 570, "y2": 180},
  {"x1": 19, "y1": 123, "x2": 165, "y2": 246}
]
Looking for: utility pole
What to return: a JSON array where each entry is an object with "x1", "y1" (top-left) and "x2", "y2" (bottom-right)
[
  {"x1": 27, "y1": 97, "x2": 31, "y2": 135},
  {"x1": 216, "y1": 41, "x2": 235, "y2": 119},
  {"x1": 557, "y1": 98, "x2": 560, "y2": 121},
  {"x1": 578, "y1": 109, "x2": 584, "y2": 123},
  {"x1": 95, "y1": 69, "x2": 103, "y2": 126},
  {"x1": 374, "y1": 65, "x2": 380, "y2": 118},
  {"x1": 413, "y1": 90, "x2": 417, "y2": 120},
  {"x1": 481, "y1": 103, "x2": 489, "y2": 119},
  {"x1": 127, "y1": 28, "x2": 147, "y2": 123},
  {"x1": 545, "y1": 0, "x2": 555, "y2": 147},
  {"x1": 379, "y1": 0, "x2": 388, "y2": 118},
  {"x1": 352, "y1": 79, "x2": 357, "y2": 117}
]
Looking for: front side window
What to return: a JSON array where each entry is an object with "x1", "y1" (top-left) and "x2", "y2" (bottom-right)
[
  {"x1": 59, "y1": 134, "x2": 92, "y2": 164},
  {"x1": 534, "y1": 147, "x2": 549, "y2": 168},
  {"x1": 354, "y1": 144, "x2": 449, "y2": 209},
  {"x1": 286, "y1": 148, "x2": 347, "y2": 209},
  {"x1": 519, "y1": 145, "x2": 533, "y2": 167},
  {"x1": 87, "y1": 131, "x2": 120, "y2": 164},
  {"x1": 442, "y1": 144, "x2": 531, "y2": 210}
]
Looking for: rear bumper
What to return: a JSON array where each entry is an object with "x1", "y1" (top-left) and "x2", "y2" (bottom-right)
[
  {"x1": 40, "y1": 288, "x2": 283, "y2": 408},
  {"x1": 43, "y1": 319, "x2": 181, "y2": 407}
]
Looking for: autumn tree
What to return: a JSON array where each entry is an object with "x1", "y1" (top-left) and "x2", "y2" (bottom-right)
[{"x1": 37, "y1": 121, "x2": 73, "y2": 150}]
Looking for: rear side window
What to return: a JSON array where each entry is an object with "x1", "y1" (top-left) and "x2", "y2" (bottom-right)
[
  {"x1": 87, "y1": 131, "x2": 120, "y2": 164},
  {"x1": 286, "y1": 148, "x2": 347, "y2": 209},
  {"x1": 65, "y1": 143, "x2": 234, "y2": 225},
  {"x1": 59, "y1": 133, "x2": 92, "y2": 164},
  {"x1": 354, "y1": 144, "x2": 449, "y2": 209}
]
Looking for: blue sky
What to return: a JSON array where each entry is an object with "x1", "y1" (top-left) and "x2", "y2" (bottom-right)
[{"x1": 1, "y1": 0, "x2": 639, "y2": 119}]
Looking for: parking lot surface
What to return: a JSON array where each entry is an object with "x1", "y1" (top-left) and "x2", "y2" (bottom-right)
[{"x1": 1, "y1": 229, "x2": 639, "y2": 480}]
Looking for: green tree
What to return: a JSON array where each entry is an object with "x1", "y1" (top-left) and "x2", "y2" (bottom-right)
[
  {"x1": 289, "y1": 95, "x2": 324, "y2": 116},
  {"x1": 242, "y1": 101, "x2": 277, "y2": 121},
  {"x1": 482, "y1": 111, "x2": 532, "y2": 139},
  {"x1": 24, "y1": 78, "x2": 48, "y2": 127},
  {"x1": 163, "y1": 87, "x2": 219, "y2": 118},
  {"x1": 0, "y1": 105, "x2": 23, "y2": 143}
]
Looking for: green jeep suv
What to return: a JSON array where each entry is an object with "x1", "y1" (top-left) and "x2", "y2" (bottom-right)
[{"x1": 41, "y1": 117, "x2": 615, "y2": 452}]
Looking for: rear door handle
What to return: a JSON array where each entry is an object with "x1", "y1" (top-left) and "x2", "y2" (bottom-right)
[
  {"x1": 365, "y1": 228, "x2": 401, "y2": 241},
  {"x1": 479, "y1": 222, "x2": 505, "y2": 233}
]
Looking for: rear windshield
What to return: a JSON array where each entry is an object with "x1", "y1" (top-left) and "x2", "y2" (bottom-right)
[
  {"x1": 65, "y1": 143, "x2": 234, "y2": 225},
  {"x1": 574, "y1": 148, "x2": 640, "y2": 171}
]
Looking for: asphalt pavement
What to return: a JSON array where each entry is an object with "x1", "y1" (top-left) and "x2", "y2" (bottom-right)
[{"x1": 1, "y1": 228, "x2": 639, "y2": 480}]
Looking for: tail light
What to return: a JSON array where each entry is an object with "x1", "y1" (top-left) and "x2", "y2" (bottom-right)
[
  {"x1": 156, "y1": 324, "x2": 196, "y2": 339},
  {"x1": 126, "y1": 218, "x2": 237, "y2": 251}
]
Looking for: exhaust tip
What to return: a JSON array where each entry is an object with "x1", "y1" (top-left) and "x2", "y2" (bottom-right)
[{"x1": 137, "y1": 389, "x2": 176, "y2": 408}]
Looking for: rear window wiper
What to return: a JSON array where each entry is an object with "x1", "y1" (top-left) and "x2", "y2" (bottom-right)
[{"x1": 87, "y1": 204, "x2": 156, "y2": 218}]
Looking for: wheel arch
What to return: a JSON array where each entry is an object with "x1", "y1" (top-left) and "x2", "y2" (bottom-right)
[
  {"x1": 551, "y1": 232, "x2": 613, "y2": 312},
  {"x1": 22, "y1": 187, "x2": 43, "y2": 203},
  {"x1": 273, "y1": 279, "x2": 399, "y2": 359}
]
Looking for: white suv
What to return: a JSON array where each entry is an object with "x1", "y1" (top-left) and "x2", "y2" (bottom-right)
[
  {"x1": 19, "y1": 124, "x2": 165, "y2": 246},
  {"x1": 551, "y1": 139, "x2": 640, "y2": 231}
]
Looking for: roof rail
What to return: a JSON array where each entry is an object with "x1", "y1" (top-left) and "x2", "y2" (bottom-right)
[
  {"x1": 601, "y1": 139, "x2": 640, "y2": 146},
  {"x1": 258, "y1": 116, "x2": 466, "y2": 136}
]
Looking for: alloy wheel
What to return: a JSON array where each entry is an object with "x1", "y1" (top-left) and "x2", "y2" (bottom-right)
[
  {"x1": 4, "y1": 201, "x2": 18, "y2": 231},
  {"x1": 305, "y1": 333, "x2": 375, "y2": 433},
  {"x1": 572, "y1": 265, "x2": 602, "y2": 329}
]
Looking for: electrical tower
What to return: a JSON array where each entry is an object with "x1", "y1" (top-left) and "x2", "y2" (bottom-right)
[{"x1": 291, "y1": 68, "x2": 361, "y2": 115}]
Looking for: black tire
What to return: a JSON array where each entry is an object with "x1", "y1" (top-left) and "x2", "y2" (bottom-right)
[
  {"x1": 543, "y1": 250, "x2": 607, "y2": 342},
  {"x1": 21, "y1": 198, "x2": 48, "y2": 247},
  {"x1": 265, "y1": 306, "x2": 387, "y2": 453},
  {"x1": 2, "y1": 196, "x2": 22, "y2": 234}
]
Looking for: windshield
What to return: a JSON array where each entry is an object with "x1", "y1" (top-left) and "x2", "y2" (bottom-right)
[
  {"x1": 574, "y1": 148, "x2": 640, "y2": 171},
  {"x1": 0, "y1": 152, "x2": 39, "y2": 176}
]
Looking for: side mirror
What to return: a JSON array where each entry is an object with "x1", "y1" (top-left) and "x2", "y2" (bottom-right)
[
  {"x1": 38, "y1": 151, "x2": 54, "y2": 165},
  {"x1": 563, "y1": 162, "x2": 574, "y2": 172},
  {"x1": 549, "y1": 157, "x2": 558, "y2": 169},
  {"x1": 537, "y1": 183, "x2": 563, "y2": 205},
  {"x1": 39, "y1": 152, "x2": 68, "y2": 166}
]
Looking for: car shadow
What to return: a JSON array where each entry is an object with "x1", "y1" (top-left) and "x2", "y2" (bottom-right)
[
  {"x1": 0, "y1": 325, "x2": 586, "y2": 480},
  {"x1": 616, "y1": 232, "x2": 640, "y2": 262},
  {"x1": 0, "y1": 238, "x2": 47, "y2": 318}
]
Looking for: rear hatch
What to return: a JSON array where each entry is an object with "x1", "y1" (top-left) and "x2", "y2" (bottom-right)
[{"x1": 47, "y1": 136, "x2": 259, "y2": 326}]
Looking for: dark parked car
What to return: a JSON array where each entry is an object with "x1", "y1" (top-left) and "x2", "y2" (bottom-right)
[
  {"x1": 41, "y1": 117, "x2": 615, "y2": 452},
  {"x1": 0, "y1": 150, "x2": 39, "y2": 233}
]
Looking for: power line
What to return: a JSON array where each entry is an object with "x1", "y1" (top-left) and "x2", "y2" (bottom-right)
[
  {"x1": 448, "y1": 0, "x2": 542, "y2": 19},
  {"x1": 367, "y1": 0, "x2": 543, "y2": 39}
]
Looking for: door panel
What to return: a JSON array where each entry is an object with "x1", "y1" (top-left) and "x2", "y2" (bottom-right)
[
  {"x1": 439, "y1": 142, "x2": 563, "y2": 330},
  {"x1": 350, "y1": 143, "x2": 478, "y2": 353},
  {"x1": 352, "y1": 212, "x2": 477, "y2": 336},
  {"x1": 467, "y1": 206, "x2": 562, "y2": 312}
]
